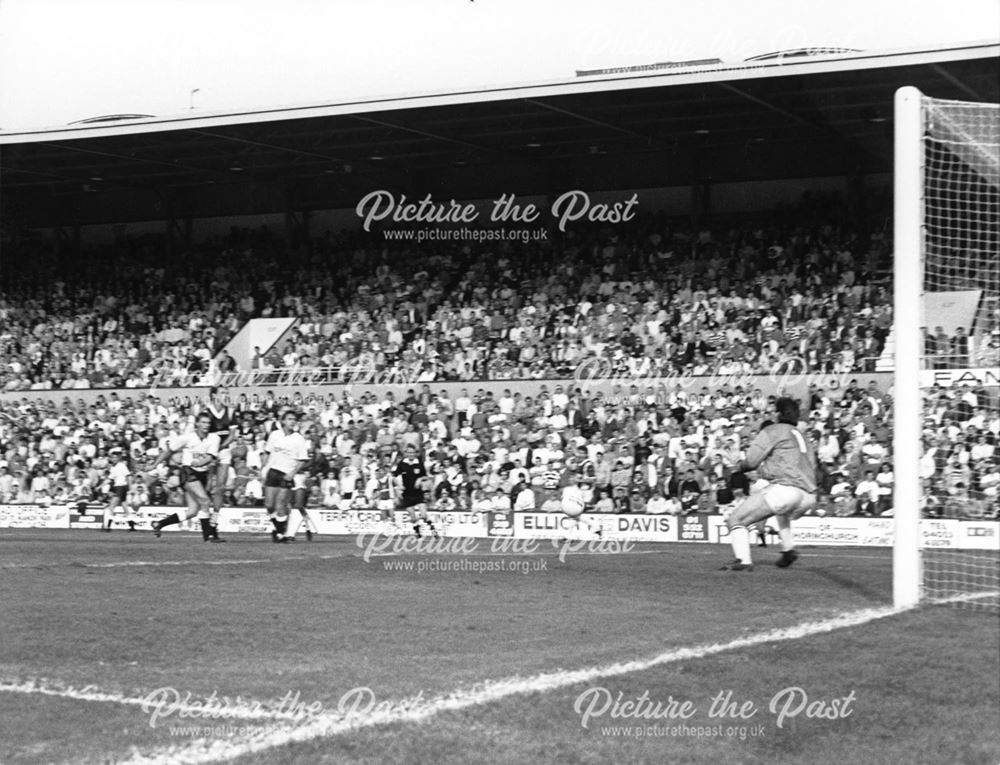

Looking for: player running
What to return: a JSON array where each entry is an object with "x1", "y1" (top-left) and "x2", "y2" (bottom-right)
[
  {"x1": 285, "y1": 437, "x2": 320, "y2": 542},
  {"x1": 124, "y1": 475, "x2": 148, "y2": 531},
  {"x1": 369, "y1": 463, "x2": 398, "y2": 531},
  {"x1": 261, "y1": 410, "x2": 309, "y2": 543},
  {"x1": 100, "y1": 448, "x2": 130, "y2": 532},
  {"x1": 203, "y1": 387, "x2": 237, "y2": 539},
  {"x1": 393, "y1": 444, "x2": 438, "y2": 538},
  {"x1": 721, "y1": 397, "x2": 817, "y2": 571},
  {"x1": 151, "y1": 413, "x2": 224, "y2": 542}
]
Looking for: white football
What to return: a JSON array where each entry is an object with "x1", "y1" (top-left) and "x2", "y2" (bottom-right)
[{"x1": 562, "y1": 496, "x2": 586, "y2": 518}]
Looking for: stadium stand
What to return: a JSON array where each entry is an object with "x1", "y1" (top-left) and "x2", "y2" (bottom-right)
[
  {"x1": 0, "y1": 200, "x2": 1000, "y2": 517},
  {"x1": 1, "y1": 203, "x2": 996, "y2": 520},
  {"x1": 0, "y1": 378, "x2": 996, "y2": 519},
  {"x1": 0, "y1": 205, "x2": 930, "y2": 391}
]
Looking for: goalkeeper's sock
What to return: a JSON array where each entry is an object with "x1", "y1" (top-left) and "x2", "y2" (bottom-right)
[
  {"x1": 729, "y1": 525, "x2": 752, "y2": 564},
  {"x1": 776, "y1": 516, "x2": 794, "y2": 552}
]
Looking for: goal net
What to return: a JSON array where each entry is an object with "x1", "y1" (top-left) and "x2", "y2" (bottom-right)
[{"x1": 894, "y1": 87, "x2": 1000, "y2": 611}]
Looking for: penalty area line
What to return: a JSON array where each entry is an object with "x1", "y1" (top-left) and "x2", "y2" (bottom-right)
[
  {"x1": 0, "y1": 678, "x2": 306, "y2": 722},
  {"x1": 0, "y1": 553, "x2": 356, "y2": 570},
  {"x1": 117, "y1": 596, "x2": 977, "y2": 765}
]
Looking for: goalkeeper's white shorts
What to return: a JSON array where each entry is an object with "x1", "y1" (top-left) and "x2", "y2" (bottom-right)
[{"x1": 758, "y1": 481, "x2": 817, "y2": 517}]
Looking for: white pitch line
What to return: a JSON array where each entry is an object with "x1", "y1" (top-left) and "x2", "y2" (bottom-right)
[
  {"x1": 368, "y1": 549, "x2": 893, "y2": 561},
  {"x1": 116, "y1": 598, "x2": 991, "y2": 765},
  {"x1": 6, "y1": 591, "x2": 993, "y2": 765},
  {"x1": 0, "y1": 554, "x2": 358, "y2": 570},
  {"x1": 0, "y1": 548, "x2": 897, "y2": 571},
  {"x1": 0, "y1": 678, "x2": 309, "y2": 722},
  {"x1": 365, "y1": 549, "x2": 677, "y2": 558}
]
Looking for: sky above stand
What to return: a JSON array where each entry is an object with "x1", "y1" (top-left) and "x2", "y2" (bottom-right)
[{"x1": 0, "y1": 0, "x2": 997, "y2": 131}]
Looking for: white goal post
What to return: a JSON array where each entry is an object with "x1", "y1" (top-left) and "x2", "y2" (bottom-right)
[
  {"x1": 893, "y1": 86, "x2": 1000, "y2": 610},
  {"x1": 893, "y1": 86, "x2": 923, "y2": 609}
]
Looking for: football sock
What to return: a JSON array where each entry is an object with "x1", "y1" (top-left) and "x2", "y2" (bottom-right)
[
  {"x1": 159, "y1": 513, "x2": 181, "y2": 529},
  {"x1": 199, "y1": 518, "x2": 212, "y2": 540},
  {"x1": 729, "y1": 525, "x2": 752, "y2": 564},
  {"x1": 776, "y1": 516, "x2": 794, "y2": 552}
]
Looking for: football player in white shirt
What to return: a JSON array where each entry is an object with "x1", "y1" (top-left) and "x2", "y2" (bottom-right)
[
  {"x1": 261, "y1": 410, "x2": 309, "y2": 542},
  {"x1": 151, "y1": 413, "x2": 223, "y2": 541},
  {"x1": 101, "y1": 448, "x2": 130, "y2": 532},
  {"x1": 285, "y1": 426, "x2": 320, "y2": 542}
]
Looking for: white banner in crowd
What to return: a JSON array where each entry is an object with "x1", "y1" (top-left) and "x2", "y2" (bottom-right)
[
  {"x1": 0, "y1": 504, "x2": 997, "y2": 550},
  {"x1": 920, "y1": 367, "x2": 999, "y2": 387},
  {"x1": 511, "y1": 512, "x2": 678, "y2": 542},
  {"x1": 0, "y1": 503, "x2": 70, "y2": 529},
  {"x1": 66, "y1": 506, "x2": 199, "y2": 532}
]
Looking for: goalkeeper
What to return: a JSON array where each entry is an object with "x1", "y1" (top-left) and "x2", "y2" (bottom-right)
[{"x1": 721, "y1": 397, "x2": 818, "y2": 571}]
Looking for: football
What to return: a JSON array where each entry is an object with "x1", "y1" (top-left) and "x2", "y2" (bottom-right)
[{"x1": 562, "y1": 495, "x2": 587, "y2": 519}]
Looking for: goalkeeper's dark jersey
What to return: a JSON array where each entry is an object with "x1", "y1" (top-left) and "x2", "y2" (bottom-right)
[{"x1": 743, "y1": 423, "x2": 817, "y2": 493}]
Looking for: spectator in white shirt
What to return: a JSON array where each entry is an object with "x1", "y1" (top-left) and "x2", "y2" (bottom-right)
[
  {"x1": 970, "y1": 434, "x2": 995, "y2": 464},
  {"x1": 487, "y1": 485, "x2": 512, "y2": 512},
  {"x1": 645, "y1": 492, "x2": 671, "y2": 515},
  {"x1": 854, "y1": 470, "x2": 881, "y2": 515},
  {"x1": 513, "y1": 483, "x2": 536, "y2": 511},
  {"x1": 243, "y1": 476, "x2": 264, "y2": 505},
  {"x1": 0, "y1": 466, "x2": 15, "y2": 502}
]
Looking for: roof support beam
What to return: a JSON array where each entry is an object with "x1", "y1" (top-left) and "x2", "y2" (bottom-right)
[
  {"x1": 522, "y1": 98, "x2": 653, "y2": 143},
  {"x1": 193, "y1": 129, "x2": 352, "y2": 166},
  {"x1": 716, "y1": 83, "x2": 817, "y2": 129},
  {"x1": 46, "y1": 141, "x2": 220, "y2": 179},
  {"x1": 930, "y1": 63, "x2": 983, "y2": 101},
  {"x1": 348, "y1": 114, "x2": 498, "y2": 155}
]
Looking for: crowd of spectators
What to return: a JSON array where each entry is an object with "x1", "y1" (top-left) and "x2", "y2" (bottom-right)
[
  {"x1": 1, "y1": 199, "x2": 996, "y2": 521},
  {"x1": 9, "y1": 202, "x2": 980, "y2": 392},
  {"x1": 0, "y1": 376, "x2": 996, "y2": 521}
]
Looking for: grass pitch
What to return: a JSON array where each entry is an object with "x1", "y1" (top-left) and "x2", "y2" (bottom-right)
[{"x1": 0, "y1": 529, "x2": 997, "y2": 764}]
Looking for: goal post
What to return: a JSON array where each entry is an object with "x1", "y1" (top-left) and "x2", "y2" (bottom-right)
[
  {"x1": 892, "y1": 86, "x2": 923, "y2": 609},
  {"x1": 893, "y1": 86, "x2": 1000, "y2": 611}
]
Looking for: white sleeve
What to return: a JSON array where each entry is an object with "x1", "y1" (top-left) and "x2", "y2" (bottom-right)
[
  {"x1": 295, "y1": 436, "x2": 309, "y2": 462},
  {"x1": 204, "y1": 435, "x2": 220, "y2": 457}
]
